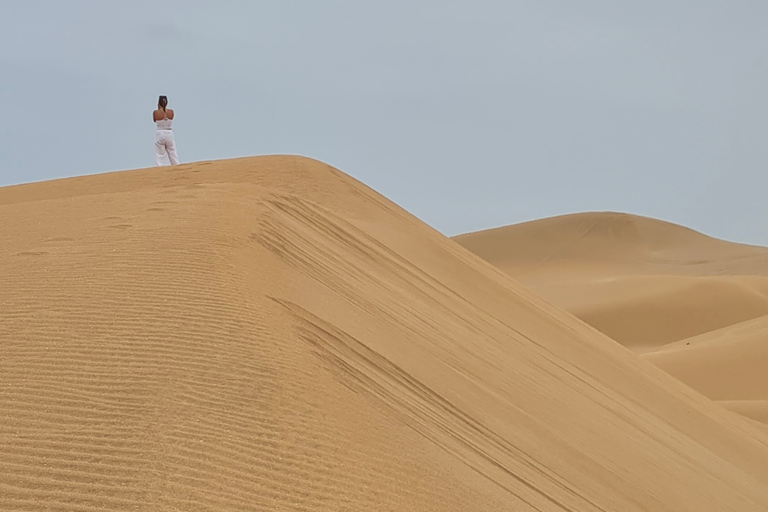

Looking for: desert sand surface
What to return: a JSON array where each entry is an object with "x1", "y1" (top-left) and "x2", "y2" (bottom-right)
[
  {"x1": 645, "y1": 315, "x2": 768, "y2": 425},
  {"x1": 3, "y1": 158, "x2": 768, "y2": 511},
  {"x1": 453, "y1": 214, "x2": 768, "y2": 346},
  {"x1": 455, "y1": 213, "x2": 768, "y2": 426}
]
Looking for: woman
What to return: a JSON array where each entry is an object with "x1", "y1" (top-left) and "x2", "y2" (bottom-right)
[{"x1": 153, "y1": 95, "x2": 179, "y2": 166}]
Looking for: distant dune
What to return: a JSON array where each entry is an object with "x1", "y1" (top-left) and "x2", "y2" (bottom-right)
[
  {"x1": 646, "y1": 315, "x2": 768, "y2": 425},
  {"x1": 455, "y1": 212, "x2": 768, "y2": 427},
  {"x1": 534, "y1": 274, "x2": 768, "y2": 350},
  {"x1": 453, "y1": 213, "x2": 768, "y2": 277},
  {"x1": 2, "y1": 159, "x2": 768, "y2": 510}
]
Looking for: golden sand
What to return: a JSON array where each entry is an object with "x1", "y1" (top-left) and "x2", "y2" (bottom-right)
[
  {"x1": 2, "y1": 158, "x2": 768, "y2": 510},
  {"x1": 456, "y1": 212, "x2": 768, "y2": 431}
]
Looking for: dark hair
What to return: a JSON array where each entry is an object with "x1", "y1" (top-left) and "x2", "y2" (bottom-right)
[{"x1": 158, "y1": 95, "x2": 168, "y2": 111}]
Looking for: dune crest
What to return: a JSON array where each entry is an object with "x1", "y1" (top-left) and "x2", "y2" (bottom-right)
[
  {"x1": 2, "y1": 158, "x2": 768, "y2": 510},
  {"x1": 645, "y1": 315, "x2": 768, "y2": 424},
  {"x1": 453, "y1": 212, "x2": 768, "y2": 352},
  {"x1": 455, "y1": 212, "x2": 768, "y2": 426},
  {"x1": 454, "y1": 212, "x2": 768, "y2": 277}
]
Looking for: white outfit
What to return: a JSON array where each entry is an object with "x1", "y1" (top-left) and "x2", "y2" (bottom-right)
[{"x1": 155, "y1": 113, "x2": 179, "y2": 166}]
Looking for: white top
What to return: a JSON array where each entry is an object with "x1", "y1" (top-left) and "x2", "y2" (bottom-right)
[{"x1": 156, "y1": 113, "x2": 172, "y2": 131}]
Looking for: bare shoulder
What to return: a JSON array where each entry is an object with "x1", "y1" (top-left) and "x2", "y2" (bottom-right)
[
  {"x1": 153, "y1": 109, "x2": 162, "y2": 121},
  {"x1": 167, "y1": 109, "x2": 175, "y2": 119}
]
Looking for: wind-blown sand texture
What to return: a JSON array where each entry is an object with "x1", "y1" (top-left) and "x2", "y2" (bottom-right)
[
  {"x1": 454, "y1": 213, "x2": 768, "y2": 426},
  {"x1": 2, "y1": 158, "x2": 768, "y2": 511}
]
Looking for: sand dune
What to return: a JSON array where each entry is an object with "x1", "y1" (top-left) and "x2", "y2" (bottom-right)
[
  {"x1": 3, "y1": 158, "x2": 768, "y2": 510},
  {"x1": 455, "y1": 212, "x2": 768, "y2": 427},
  {"x1": 454, "y1": 213, "x2": 768, "y2": 350},
  {"x1": 645, "y1": 315, "x2": 768, "y2": 423},
  {"x1": 454, "y1": 212, "x2": 768, "y2": 278},
  {"x1": 721, "y1": 401, "x2": 768, "y2": 427},
  {"x1": 532, "y1": 274, "x2": 768, "y2": 351}
]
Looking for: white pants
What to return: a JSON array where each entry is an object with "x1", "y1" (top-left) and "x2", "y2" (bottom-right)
[{"x1": 155, "y1": 130, "x2": 179, "y2": 166}]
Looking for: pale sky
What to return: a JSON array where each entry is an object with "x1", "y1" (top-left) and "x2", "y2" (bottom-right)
[{"x1": 2, "y1": 1, "x2": 768, "y2": 244}]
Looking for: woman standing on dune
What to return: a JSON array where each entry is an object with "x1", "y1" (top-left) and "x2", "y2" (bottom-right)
[{"x1": 153, "y1": 95, "x2": 180, "y2": 166}]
